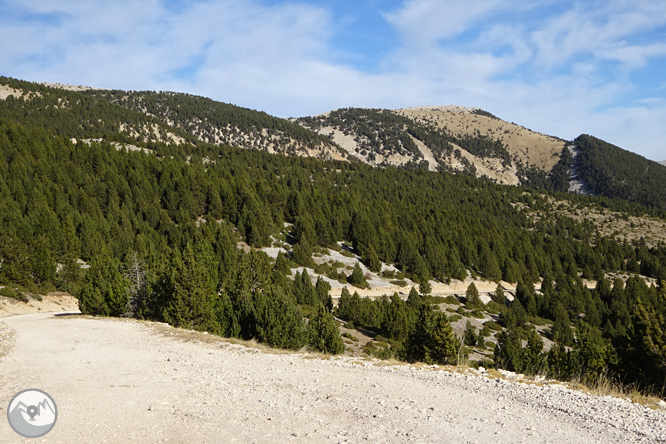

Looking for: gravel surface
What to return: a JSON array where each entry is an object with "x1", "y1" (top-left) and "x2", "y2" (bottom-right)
[{"x1": 0, "y1": 312, "x2": 665, "y2": 443}]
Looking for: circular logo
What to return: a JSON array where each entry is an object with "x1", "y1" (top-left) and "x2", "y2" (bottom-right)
[{"x1": 7, "y1": 389, "x2": 57, "y2": 438}]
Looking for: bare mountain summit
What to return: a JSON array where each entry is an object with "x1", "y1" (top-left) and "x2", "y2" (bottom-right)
[{"x1": 297, "y1": 106, "x2": 566, "y2": 186}]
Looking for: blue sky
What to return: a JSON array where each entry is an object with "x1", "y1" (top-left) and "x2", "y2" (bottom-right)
[{"x1": 1, "y1": 0, "x2": 665, "y2": 160}]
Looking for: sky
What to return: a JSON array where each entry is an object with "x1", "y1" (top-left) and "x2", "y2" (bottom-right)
[{"x1": 1, "y1": 0, "x2": 665, "y2": 160}]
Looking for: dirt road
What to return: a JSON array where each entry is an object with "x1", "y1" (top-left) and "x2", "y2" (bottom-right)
[{"x1": 1, "y1": 312, "x2": 664, "y2": 443}]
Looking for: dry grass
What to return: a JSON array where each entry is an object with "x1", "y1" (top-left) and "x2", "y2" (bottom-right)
[
  {"x1": 564, "y1": 373, "x2": 664, "y2": 408},
  {"x1": 396, "y1": 106, "x2": 565, "y2": 172},
  {"x1": 531, "y1": 198, "x2": 666, "y2": 248}
]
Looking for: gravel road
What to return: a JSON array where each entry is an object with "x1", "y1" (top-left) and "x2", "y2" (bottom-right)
[{"x1": 1, "y1": 312, "x2": 665, "y2": 443}]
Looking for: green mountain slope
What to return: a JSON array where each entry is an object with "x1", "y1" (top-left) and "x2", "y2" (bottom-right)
[
  {"x1": 0, "y1": 77, "x2": 345, "y2": 160},
  {"x1": 2, "y1": 77, "x2": 666, "y2": 394},
  {"x1": 85, "y1": 89, "x2": 345, "y2": 159},
  {"x1": 573, "y1": 135, "x2": 666, "y2": 211}
]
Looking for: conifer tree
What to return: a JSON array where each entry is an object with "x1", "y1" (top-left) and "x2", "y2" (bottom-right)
[
  {"x1": 254, "y1": 285, "x2": 306, "y2": 350},
  {"x1": 163, "y1": 243, "x2": 217, "y2": 331},
  {"x1": 465, "y1": 282, "x2": 482, "y2": 309},
  {"x1": 315, "y1": 277, "x2": 333, "y2": 311},
  {"x1": 407, "y1": 286, "x2": 423, "y2": 309},
  {"x1": 348, "y1": 262, "x2": 369, "y2": 289},
  {"x1": 463, "y1": 320, "x2": 478, "y2": 346},
  {"x1": 430, "y1": 314, "x2": 461, "y2": 365},
  {"x1": 78, "y1": 251, "x2": 128, "y2": 316},
  {"x1": 307, "y1": 304, "x2": 344, "y2": 354},
  {"x1": 293, "y1": 270, "x2": 317, "y2": 306},
  {"x1": 492, "y1": 283, "x2": 506, "y2": 305},
  {"x1": 551, "y1": 303, "x2": 574, "y2": 346}
]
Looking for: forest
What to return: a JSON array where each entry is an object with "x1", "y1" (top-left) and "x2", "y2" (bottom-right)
[
  {"x1": 1, "y1": 78, "x2": 665, "y2": 395},
  {"x1": 575, "y1": 134, "x2": 666, "y2": 212}
]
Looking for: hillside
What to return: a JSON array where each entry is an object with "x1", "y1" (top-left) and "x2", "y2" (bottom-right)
[
  {"x1": 297, "y1": 106, "x2": 566, "y2": 186},
  {"x1": 572, "y1": 135, "x2": 666, "y2": 212},
  {"x1": 85, "y1": 89, "x2": 347, "y2": 161},
  {"x1": 0, "y1": 78, "x2": 345, "y2": 161},
  {"x1": 1, "y1": 77, "x2": 666, "y2": 396},
  {"x1": 3, "y1": 77, "x2": 664, "y2": 214}
]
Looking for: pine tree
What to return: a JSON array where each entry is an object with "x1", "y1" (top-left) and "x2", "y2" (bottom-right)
[
  {"x1": 551, "y1": 303, "x2": 574, "y2": 346},
  {"x1": 404, "y1": 306, "x2": 435, "y2": 363},
  {"x1": 430, "y1": 314, "x2": 461, "y2": 365},
  {"x1": 494, "y1": 328, "x2": 524, "y2": 372},
  {"x1": 348, "y1": 262, "x2": 369, "y2": 289},
  {"x1": 492, "y1": 283, "x2": 506, "y2": 305},
  {"x1": 254, "y1": 286, "x2": 306, "y2": 350},
  {"x1": 465, "y1": 282, "x2": 482, "y2": 309},
  {"x1": 381, "y1": 293, "x2": 413, "y2": 341},
  {"x1": 419, "y1": 280, "x2": 432, "y2": 296},
  {"x1": 307, "y1": 304, "x2": 344, "y2": 354},
  {"x1": 77, "y1": 251, "x2": 128, "y2": 317},
  {"x1": 574, "y1": 321, "x2": 611, "y2": 384},
  {"x1": 407, "y1": 286, "x2": 423, "y2": 309},
  {"x1": 123, "y1": 251, "x2": 147, "y2": 317},
  {"x1": 293, "y1": 269, "x2": 317, "y2": 306},
  {"x1": 315, "y1": 277, "x2": 333, "y2": 311},
  {"x1": 163, "y1": 243, "x2": 217, "y2": 331},
  {"x1": 463, "y1": 320, "x2": 478, "y2": 346}
]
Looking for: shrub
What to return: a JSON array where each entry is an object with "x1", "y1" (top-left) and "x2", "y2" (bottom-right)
[
  {"x1": 341, "y1": 332, "x2": 359, "y2": 342},
  {"x1": 381, "y1": 269, "x2": 396, "y2": 278},
  {"x1": 0, "y1": 287, "x2": 29, "y2": 302},
  {"x1": 0, "y1": 287, "x2": 18, "y2": 298},
  {"x1": 390, "y1": 280, "x2": 408, "y2": 287},
  {"x1": 443, "y1": 295, "x2": 461, "y2": 305},
  {"x1": 470, "y1": 309, "x2": 485, "y2": 319},
  {"x1": 484, "y1": 320, "x2": 503, "y2": 331}
]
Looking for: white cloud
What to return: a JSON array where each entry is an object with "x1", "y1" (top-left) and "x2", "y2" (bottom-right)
[
  {"x1": 383, "y1": 0, "x2": 504, "y2": 46},
  {"x1": 599, "y1": 43, "x2": 666, "y2": 68},
  {"x1": 532, "y1": 0, "x2": 666, "y2": 68}
]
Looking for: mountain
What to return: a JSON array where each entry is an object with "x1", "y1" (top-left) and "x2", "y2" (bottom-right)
[
  {"x1": 0, "y1": 77, "x2": 344, "y2": 161},
  {"x1": 572, "y1": 135, "x2": 666, "y2": 211},
  {"x1": 297, "y1": 106, "x2": 566, "y2": 186},
  {"x1": 3, "y1": 77, "x2": 664, "y2": 212},
  {"x1": 0, "y1": 77, "x2": 566, "y2": 187},
  {"x1": 1, "y1": 76, "x2": 666, "y2": 395},
  {"x1": 660, "y1": 160, "x2": 666, "y2": 166}
]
